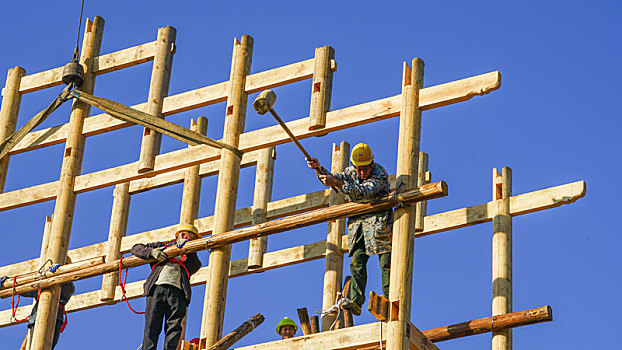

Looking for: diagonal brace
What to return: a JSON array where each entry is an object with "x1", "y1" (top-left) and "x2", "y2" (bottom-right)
[
  {"x1": 0, "y1": 84, "x2": 72, "y2": 160},
  {"x1": 70, "y1": 90, "x2": 243, "y2": 158}
]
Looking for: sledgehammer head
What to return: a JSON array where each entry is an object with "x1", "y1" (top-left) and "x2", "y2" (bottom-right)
[{"x1": 253, "y1": 90, "x2": 277, "y2": 115}]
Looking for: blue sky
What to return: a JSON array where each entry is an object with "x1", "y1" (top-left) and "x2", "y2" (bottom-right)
[{"x1": 0, "y1": 1, "x2": 619, "y2": 349}]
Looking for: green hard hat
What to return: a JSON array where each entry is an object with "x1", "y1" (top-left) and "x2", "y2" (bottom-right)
[{"x1": 276, "y1": 317, "x2": 298, "y2": 334}]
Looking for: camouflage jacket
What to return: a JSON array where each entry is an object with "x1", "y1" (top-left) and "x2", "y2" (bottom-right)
[{"x1": 332, "y1": 162, "x2": 393, "y2": 256}]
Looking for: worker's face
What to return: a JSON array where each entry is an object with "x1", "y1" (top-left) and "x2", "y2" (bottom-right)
[
  {"x1": 355, "y1": 163, "x2": 372, "y2": 180},
  {"x1": 178, "y1": 231, "x2": 195, "y2": 241},
  {"x1": 279, "y1": 325, "x2": 295, "y2": 339}
]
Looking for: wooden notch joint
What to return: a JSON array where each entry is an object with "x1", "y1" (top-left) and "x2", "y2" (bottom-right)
[
  {"x1": 313, "y1": 82, "x2": 321, "y2": 93},
  {"x1": 390, "y1": 300, "x2": 400, "y2": 322}
]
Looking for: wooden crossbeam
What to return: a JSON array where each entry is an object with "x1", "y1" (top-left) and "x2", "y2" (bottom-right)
[
  {"x1": 0, "y1": 182, "x2": 446, "y2": 298},
  {"x1": 16, "y1": 40, "x2": 158, "y2": 94},
  {"x1": 8, "y1": 58, "x2": 336, "y2": 155},
  {"x1": 0, "y1": 71, "x2": 500, "y2": 212},
  {"x1": 0, "y1": 180, "x2": 585, "y2": 285}
]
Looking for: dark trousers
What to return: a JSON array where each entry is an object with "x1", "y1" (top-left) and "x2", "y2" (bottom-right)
[
  {"x1": 349, "y1": 228, "x2": 391, "y2": 306},
  {"x1": 143, "y1": 284, "x2": 188, "y2": 350}
]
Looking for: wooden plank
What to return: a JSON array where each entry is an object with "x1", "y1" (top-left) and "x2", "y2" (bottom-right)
[
  {"x1": 387, "y1": 58, "x2": 424, "y2": 350},
  {"x1": 8, "y1": 58, "x2": 333, "y2": 155},
  {"x1": 208, "y1": 313, "x2": 264, "y2": 350},
  {"x1": 414, "y1": 153, "x2": 429, "y2": 232},
  {"x1": 18, "y1": 40, "x2": 157, "y2": 94},
  {"x1": 0, "y1": 179, "x2": 585, "y2": 282},
  {"x1": 0, "y1": 66, "x2": 26, "y2": 192},
  {"x1": 0, "y1": 71, "x2": 501, "y2": 212},
  {"x1": 368, "y1": 291, "x2": 389, "y2": 322},
  {"x1": 297, "y1": 307, "x2": 312, "y2": 335}
]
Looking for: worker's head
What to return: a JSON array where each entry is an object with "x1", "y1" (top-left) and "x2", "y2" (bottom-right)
[
  {"x1": 175, "y1": 224, "x2": 199, "y2": 241},
  {"x1": 350, "y1": 143, "x2": 374, "y2": 180},
  {"x1": 276, "y1": 317, "x2": 297, "y2": 339}
]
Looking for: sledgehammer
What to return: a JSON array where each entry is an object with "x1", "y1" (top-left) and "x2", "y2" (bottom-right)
[{"x1": 253, "y1": 90, "x2": 339, "y2": 193}]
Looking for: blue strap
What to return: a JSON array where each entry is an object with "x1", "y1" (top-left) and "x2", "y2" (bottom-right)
[
  {"x1": 0, "y1": 275, "x2": 7, "y2": 288},
  {"x1": 49, "y1": 264, "x2": 61, "y2": 273}
]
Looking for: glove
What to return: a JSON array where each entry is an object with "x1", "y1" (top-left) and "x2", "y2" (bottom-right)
[
  {"x1": 150, "y1": 247, "x2": 168, "y2": 263},
  {"x1": 176, "y1": 238, "x2": 188, "y2": 249}
]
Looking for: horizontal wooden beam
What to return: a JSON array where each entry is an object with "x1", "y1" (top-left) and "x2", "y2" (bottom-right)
[
  {"x1": 231, "y1": 321, "x2": 437, "y2": 350},
  {"x1": 0, "y1": 182, "x2": 447, "y2": 298},
  {"x1": 16, "y1": 41, "x2": 158, "y2": 94},
  {"x1": 9, "y1": 58, "x2": 335, "y2": 155},
  {"x1": 0, "y1": 71, "x2": 500, "y2": 212},
  {"x1": 0, "y1": 179, "x2": 585, "y2": 289}
]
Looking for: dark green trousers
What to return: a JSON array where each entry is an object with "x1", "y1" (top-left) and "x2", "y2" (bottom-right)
[{"x1": 348, "y1": 228, "x2": 391, "y2": 306}]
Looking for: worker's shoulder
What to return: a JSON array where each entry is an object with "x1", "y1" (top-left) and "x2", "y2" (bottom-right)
[{"x1": 371, "y1": 162, "x2": 389, "y2": 178}]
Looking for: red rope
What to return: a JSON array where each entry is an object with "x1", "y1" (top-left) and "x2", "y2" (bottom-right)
[
  {"x1": 11, "y1": 276, "x2": 29, "y2": 322},
  {"x1": 118, "y1": 257, "x2": 145, "y2": 315}
]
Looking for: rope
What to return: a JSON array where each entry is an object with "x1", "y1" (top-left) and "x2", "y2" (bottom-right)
[
  {"x1": 379, "y1": 320, "x2": 384, "y2": 350},
  {"x1": 392, "y1": 181, "x2": 405, "y2": 209},
  {"x1": 316, "y1": 292, "x2": 349, "y2": 331},
  {"x1": 71, "y1": 0, "x2": 86, "y2": 62},
  {"x1": 118, "y1": 257, "x2": 145, "y2": 315},
  {"x1": 10, "y1": 277, "x2": 29, "y2": 323}
]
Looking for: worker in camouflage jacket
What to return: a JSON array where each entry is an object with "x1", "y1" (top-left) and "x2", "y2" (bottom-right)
[
  {"x1": 307, "y1": 143, "x2": 393, "y2": 316},
  {"x1": 131, "y1": 224, "x2": 202, "y2": 350}
]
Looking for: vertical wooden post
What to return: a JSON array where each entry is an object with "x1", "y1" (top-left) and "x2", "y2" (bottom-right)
[
  {"x1": 200, "y1": 35, "x2": 253, "y2": 349},
  {"x1": 247, "y1": 146, "x2": 276, "y2": 270},
  {"x1": 138, "y1": 26, "x2": 176, "y2": 173},
  {"x1": 30, "y1": 17, "x2": 104, "y2": 350},
  {"x1": 492, "y1": 167, "x2": 512, "y2": 350},
  {"x1": 414, "y1": 152, "x2": 430, "y2": 232},
  {"x1": 386, "y1": 58, "x2": 424, "y2": 350},
  {"x1": 320, "y1": 141, "x2": 349, "y2": 331},
  {"x1": 308, "y1": 45, "x2": 335, "y2": 131},
  {"x1": 0, "y1": 66, "x2": 26, "y2": 192},
  {"x1": 176, "y1": 116, "x2": 207, "y2": 350},
  {"x1": 100, "y1": 182, "x2": 130, "y2": 301},
  {"x1": 297, "y1": 307, "x2": 312, "y2": 336}
]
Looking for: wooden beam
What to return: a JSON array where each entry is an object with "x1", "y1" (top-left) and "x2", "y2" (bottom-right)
[
  {"x1": 100, "y1": 183, "x2": 130, "y2": 302},
  {"x1": 0, "y1": 66, "x2": 26, "y2": 192},
  {"x1": 387, "y1": 58, "x2": 424, "y2": 350},
  {"x1": 30, "y1": 16, "x2": 104, "y2": 350},
  {"x1": 308, "y1": 45, "x2": 335, "y2": 130},
  {"x1": 0, "y1": 179, "x2": 585, "y2": 282},
  {"x1": 201, "y1": 34, "x2": 254, "y2": 348},
  {"x1": 321, "y1": 142, "x2": 349, "y2": 331},
  {"x1": 17, "y1": 40, "x2": 158, "y2": 94},
  {"x1": 8, "y1": 57, "x2": 335, "y2": 155},
  {"x1": 492, "y1": 167, "x2": 513, "y2": 350},
  {"x1": 138, "y1": 26, "x2": 177, "y2": 172},
  {"x1": 297, "y1": 307, "x2": 313, "y2": 336},
  {"x1": 0, "y1": 182, "x2": 446, "y2": 299},
  {"x1": 368, "y1": 291, "x2": 389, "y2": 322},
  {"x1": 414, "y1": 153, "x2": 429, "y2": 232},
  {"x1": 247, "y1": 147, "x2": 276, "y2": 269},
  {"x1": 0, "y1": 70, "x2": 501, "y2": 212},
  {"x1": 209, "y1": 313, "x2": 264, "y2": 350}
]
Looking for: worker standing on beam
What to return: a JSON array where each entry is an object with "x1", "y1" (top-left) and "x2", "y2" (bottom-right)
[
  {"x1": 307, "y1": 143, "x2": 393, "y2": 316},
  {"x1": 131, "y1": 224, "x2": 202, "y2": 350}
]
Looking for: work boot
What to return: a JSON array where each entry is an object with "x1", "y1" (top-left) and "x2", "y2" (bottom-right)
[{"x1": 341, "y1": 298, "x2": 362, "y2": 316}]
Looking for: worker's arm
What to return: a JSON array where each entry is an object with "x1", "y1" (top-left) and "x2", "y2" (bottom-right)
[
  {"x1": 131, "y1": 242, "x2": 165, "y2": 260},
  {"x1": 339, "y1": 167, "x2": 389, "y2": 200},
  {"x1": 185, "y1": 252, "x2": 202, "y2": 276},
  {"x1": 60, "y1": 282, "x2": 75, "y2": 305},
  {"x1": 307, "y1": 157, "x2": 343, "y2": 189}
]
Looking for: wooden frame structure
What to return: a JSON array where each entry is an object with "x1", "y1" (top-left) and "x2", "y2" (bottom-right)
[{"x1": 0, "y1": 17, "x2": 586, "y2": 350}]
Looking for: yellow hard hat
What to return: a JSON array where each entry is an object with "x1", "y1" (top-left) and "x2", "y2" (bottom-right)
[
  {"x1": 350, "y1": 143, "x2": 374, "y2": 166},
  {"x1": 175, "y1": 223, "x2": 199, "y2": 239},
  {"x1": 276, "y1": 317, "x2": 298, "y2": 334}
]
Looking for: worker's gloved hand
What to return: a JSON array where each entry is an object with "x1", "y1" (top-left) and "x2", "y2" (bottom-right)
[
  {"x1": 306, "y1": 157, "x2": 319, "y2": 170},
  {"x1": 176, "y1": 238, "x2": 188, "y2": 249},
  {"x1": 150, "y1": 247, "x2": 168, "y2": 263}
]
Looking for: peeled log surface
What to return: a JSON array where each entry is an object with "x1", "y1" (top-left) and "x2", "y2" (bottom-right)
[{"x1": 0, "y1": 182, "x2": 447, "y2": 298}]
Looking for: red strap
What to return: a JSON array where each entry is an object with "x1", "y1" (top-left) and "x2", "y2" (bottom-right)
[
  {"x1": 10, "y1": 277, "x2": 29, "y2": 323},
  {"x1": 118, "y1": 258, "x2": 145, "y2": 315},
  {"x1": 150, "y1": 255, "x2": 190, "y2": 278},
  {"x1": 59, "y1": 304, "x2": 68, "y2": 333}
]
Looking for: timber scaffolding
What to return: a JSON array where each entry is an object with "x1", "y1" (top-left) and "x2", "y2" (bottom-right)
[{"x1": 0, "y1": 17, "x2": 586, "y2": 350}]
